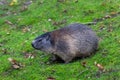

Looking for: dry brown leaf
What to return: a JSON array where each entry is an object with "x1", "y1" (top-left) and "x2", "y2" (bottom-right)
[
  {"x1": 94, "y1": 62, "x2": 105, "y2": 71},
  {"x1": 12, "y1": 64, "x2": 20, "y2": 69},
  {"x1": 47, "y1": 77, "x2": 55, "y2": 80},
  {"x1": 8, "y1": 58, "x2": 25, "y2": 69},
  {"x1": 110, "y1": 12, "x2": 117, "y2": 15},
  {"x1": 24, "y1": 53, "x2": 35, "y2": 59},
  {"x1": 8, "y1": 58, "x2": 17, "y2": 64},
  {"x1": 22, "y1": 27, "x2": 31, "y2": 33},
  {"x1": 104, "y1": 15, "x2": 111, "y2": 19},
  {"x1": 20, "y1": 6, "x2": 28, "y2": 12},
  {"x1": 107, "y1": 27, "x2": 113, "y2": 32},
  {"x1": 5, "y1": 20, "x2": 13, "y2": 25},
  {"x1": 81, "y1": 61, "x2": 87, "y2": 67}
]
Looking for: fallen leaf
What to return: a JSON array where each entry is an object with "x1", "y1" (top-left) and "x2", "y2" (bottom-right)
[
  {"x1": 5, "y1": 20, "x2": 13, "y2": 25},
  {"x1": 12, "y1": 64, "x2": 20, "y2": 69},
  {"x1": 96, "y1": 64, "x2": 104, "y2": 71},
  {"x1": 22, "y1": 27, "x2": 31, "y2": 33},
  {"x1": 8, "y1": 58, "x2": 17, "y2": 64},
  {"x1": 110, "y1": 12, "x2": 117, "y2": 16},
  {"x1": 107, "y1": 27, "x2": 113, "y2": 32},
  {"x1": 8, "y1": 58, "x2": 25, "y2": 69},
  {"x1": 24, "y1": 53, "x2": 35, "y2": 59},
  {"x1": 104, "y1": 15, "x2": 111, "y2": 19},
  {"x1": 47, "y1": 77, "x2": 55, "y2": 80},
  {"x1": 81, "y1": 61, "x2": 87, "y2": 67},
  {"x1": 20, "y1": 6, "x2": 28, "y2": 12},
  {"x1": 94, "y1": 62, "x2": 105, "y2": 71}
]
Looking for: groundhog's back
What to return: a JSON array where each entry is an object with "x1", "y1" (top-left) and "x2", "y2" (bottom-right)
[{"x1": 50, "y1": 23, "x2": 98, "y2": 57}]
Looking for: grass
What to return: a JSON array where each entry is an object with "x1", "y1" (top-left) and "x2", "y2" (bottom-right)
[{"x1": 0, "y1": 0, "x2": 120, "y2": 80}]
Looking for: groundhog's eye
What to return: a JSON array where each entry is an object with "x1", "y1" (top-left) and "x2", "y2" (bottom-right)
[{"x1": 38, "y1": 39, "x2": 42, "y2": 42}]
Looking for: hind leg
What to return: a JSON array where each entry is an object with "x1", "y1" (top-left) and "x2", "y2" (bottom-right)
[
  {"x1": 64, "y1": 57, "x2": 74, "y2": 64},
  {"x1": 50, "y1": 55, "x2": 58, "y2": 62},
  {"x1": 56, "y1": 52, "x2": 75, "y2": 63},
  {"x1": 62, "y1": 54, "x2": 75, "y2": 64}
]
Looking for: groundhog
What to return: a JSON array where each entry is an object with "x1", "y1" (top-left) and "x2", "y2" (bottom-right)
[{"x1": 32, "y1": 23, "x2": 98, "y2": 63}]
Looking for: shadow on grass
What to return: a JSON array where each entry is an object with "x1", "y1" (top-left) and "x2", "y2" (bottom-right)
[{"x1": 47, "y1": 52, "x2": 98, "y2": 65}]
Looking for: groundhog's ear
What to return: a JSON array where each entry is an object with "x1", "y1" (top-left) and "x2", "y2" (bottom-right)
[
  {"x1": 49, "y1": 37, "x2": 55, "y2": 46},
  {"x1": 46, "y1": 34, "x2": 51, "y2": 41}
]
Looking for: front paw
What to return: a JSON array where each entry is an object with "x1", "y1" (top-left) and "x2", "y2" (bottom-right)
[{"x1": 50, "y1": 55, "x2": 57, "y2": 62}]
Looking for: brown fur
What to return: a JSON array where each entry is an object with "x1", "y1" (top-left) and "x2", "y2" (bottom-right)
[{"x1": 32, "y1": 23, "x2": 99, "y2": 63}]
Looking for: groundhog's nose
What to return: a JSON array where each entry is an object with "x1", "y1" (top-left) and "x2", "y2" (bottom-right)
[{"x1": 31, "y1": 40, "x2": 35, "y2": 48}]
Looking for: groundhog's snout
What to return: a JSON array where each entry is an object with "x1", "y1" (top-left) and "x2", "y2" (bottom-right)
[
  {"x1": 32, "y1": 40, "x2": 42, "y2": 50},
  {"x1": 31, "y1": 40, "x2": 36, "y2": 48}
]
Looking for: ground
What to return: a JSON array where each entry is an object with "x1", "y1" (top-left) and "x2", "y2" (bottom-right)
[{"x1": 0, "y1": 0, "x2": 120, "y2": 80}]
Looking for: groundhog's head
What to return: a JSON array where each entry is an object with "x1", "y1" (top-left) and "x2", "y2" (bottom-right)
[{"x1": 32, "y1": 32, "x2": 53, "y2": 53}]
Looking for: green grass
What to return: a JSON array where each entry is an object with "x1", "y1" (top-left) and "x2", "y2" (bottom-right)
[{"x1": 0, "y1": 0, "x2": 120, "y2": 80}]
